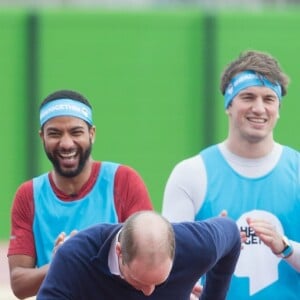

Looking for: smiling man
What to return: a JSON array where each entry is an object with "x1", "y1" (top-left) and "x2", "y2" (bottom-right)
[
  {"x1": 7, "y1": 90, "x2": 153, "y2": 299},
  {"x1": 162, "y1": 50, "x2": 300, "y2": 299}
]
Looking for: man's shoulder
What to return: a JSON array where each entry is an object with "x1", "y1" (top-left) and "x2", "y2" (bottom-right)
[
  {"x1": 15, "y1": 178, "x2": 34, "y2": 195},
  {"x1": 173, "y1": 217, "x2": 238, "y2": 239},
  {"x1": 59, "y1": 223, "x2": 121, "y2": 257},
  {"x1": 174, "y1": 144, "x2": 220, "y2": 170},
  {"x1": 282, "y1": 145, "x2": 300, "y2": 156},
  {"x1": 173, "y1": 217, "x2": 240, "y2": 255},
  {"x1": 98, "y1": 161, "x2": 135, "y2": 174},
  {"x1": 171, "y1": 153, "x2": 203, "y2": 173}
]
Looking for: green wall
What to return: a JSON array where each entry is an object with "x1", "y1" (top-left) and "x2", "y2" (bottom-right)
[
  {"x1": 36, "y1": 9, "x2": 205, "y2": 212},
  {"x1": 1, "y1": 8, "x2": 300, "y2": 239},
  {"x1": 0, "y1": 10, "x2": 28, "y2": 239}
]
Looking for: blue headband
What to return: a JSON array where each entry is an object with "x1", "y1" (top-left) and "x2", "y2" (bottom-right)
[
  {"x1": 40, "y1": 99, "x2": 93, "y2": 126},
  {"x1": 224, "y1": 70, "x2": 282, "y2": 108}
]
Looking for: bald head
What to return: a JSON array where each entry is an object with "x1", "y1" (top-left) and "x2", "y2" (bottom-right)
[
  {"x1": 117, "y1": 212, "x2": 175, "y2": 296},
  {"x1": 119, "y1": 211, "x2": 175, "y2": 266}
]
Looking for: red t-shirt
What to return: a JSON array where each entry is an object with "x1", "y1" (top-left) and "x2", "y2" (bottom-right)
[{"x1": 8, "y1": 161, "x2": 153, "y2": 258}]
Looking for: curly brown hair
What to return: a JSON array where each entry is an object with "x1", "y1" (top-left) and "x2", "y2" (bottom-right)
[{"x1": 220, "y1": 50, "x2": 290, "y2": 97}]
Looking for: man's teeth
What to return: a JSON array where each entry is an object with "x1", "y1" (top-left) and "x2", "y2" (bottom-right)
[
  {"x1": 248, "y1": 118, "x2": 265, "y2": 123},
  {"x1": 60, "y1": 152, "x2": 76, "y2": 158}
]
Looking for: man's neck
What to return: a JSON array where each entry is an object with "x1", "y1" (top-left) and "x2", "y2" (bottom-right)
[
  {"x1": 51, "y1": 159, "x2": 93, "y2": 196},
  {"x1": 224, "y1": 137, "x2": 275, "y2": 159}
]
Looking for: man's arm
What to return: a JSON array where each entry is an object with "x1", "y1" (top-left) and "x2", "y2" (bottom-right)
[
  {"x1": 8, "y1": 231, "x2": 72, "y2": 299},
  {"x1": 286, "y1": 241, "x2": 300, "y2": 272},
  {"x1": 114, "y1": 165, "x2": 153, "y2": 222},
  {"x1": 162, "y1": 155, "x2": 205, "y2": 222},
  {"x1": 200, "y1": 217, "x2": 241, "y2": 300},
  {"x1": 8, "y1": 255, "x2": 49, "y2": 299},
  {"x1": 36, "y1": 250, "x2": 73, "y2": 300},
  {"x1": 37, "y1": 233, "x2": 93, "y2": 300},
  {"x1": 8, "y1": 181, "x2": 44, "y2": 298},
  {"x1": 247, "y1": 217, "x2": 300, "y2": 272}
]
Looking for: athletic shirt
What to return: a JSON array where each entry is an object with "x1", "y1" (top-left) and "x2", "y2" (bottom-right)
[
  {"x1": 196, "y1": 145, "x2": 300, "y2": 299},
  {"x1": 33, "y1": 162, "x2": 119, "y2": 267}
]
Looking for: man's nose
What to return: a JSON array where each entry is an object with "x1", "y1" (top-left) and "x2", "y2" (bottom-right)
[
  {"x1": 59, "y1": 134, "x2": 74, "y2": 148},
  {"x1": 251, "y1": 98, "x2": 265, "y2": 112},
  {"x1": 141, "y1": 285, "x2": 155, "y2": 296}
]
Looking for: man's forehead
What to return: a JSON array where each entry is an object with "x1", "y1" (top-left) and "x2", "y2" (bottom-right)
[
  {"x1": 237, "y1": 86, "x2": 279, "y2": 97},
  {"x1": 127, "y1": 258, "x2": 172, "y2": 285}
]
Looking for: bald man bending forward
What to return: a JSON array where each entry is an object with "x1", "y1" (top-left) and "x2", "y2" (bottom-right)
[{"x1": 37, "y1": 211, "x2": 240, "y2": 300}]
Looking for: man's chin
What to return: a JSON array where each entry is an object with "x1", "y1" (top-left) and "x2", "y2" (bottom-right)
[{"x1": 55, "y1": 166, "x2": 80, "y2": 178}]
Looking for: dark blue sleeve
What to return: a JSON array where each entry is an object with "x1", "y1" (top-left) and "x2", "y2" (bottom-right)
[
  {"x1": 37, "y1": 243, "x2": 77, "y2": 299},
  {"x1": 199, "y1": 217, "x2": 241, "y2": 300}
]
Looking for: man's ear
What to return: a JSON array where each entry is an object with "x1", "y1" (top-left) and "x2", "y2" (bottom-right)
[
  {"x1": 116, "y1": 241, "x2": 122, "y2": 257},
  {"x1": 89, "y1": 125, "x2": 96, "y2": 144},
  {"x1": 39, "y1": 129, "x2": 44, "y2": 140}
]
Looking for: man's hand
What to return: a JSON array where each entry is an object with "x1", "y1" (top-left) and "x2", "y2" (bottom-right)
[
  {"x1": 53, "y1": 230, "x2": 78, "y2": 255},
  {"x1": 246, "y1": 217, "x2": 285, "y2": 254},
  {"x1": 219, "y1": 209, "x2": 228, "y2": 217},
  {"x1": 190, "y1": 282, "x2": 203, "y2": 300}
]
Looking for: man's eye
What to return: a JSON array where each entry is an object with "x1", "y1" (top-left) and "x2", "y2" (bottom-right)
[
  {"x1": 242, "y1": 96, "x2": 253, "y2": 100},
  {"x1": 48, "y1": 132, "x2": 60, "y2": 137},
  {"x1": 265, "y1": 98, "x2": 276, "y2": 103},
  {"x1": 72, "y1": 131, "x2": 83, "y2": 136}
]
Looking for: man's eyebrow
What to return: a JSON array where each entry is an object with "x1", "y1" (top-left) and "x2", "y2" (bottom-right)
[
  {"x1": 239, "y1": 91, "x2": 277, "y2": 98},
  {"x1": 238, "y1": 91, "x2": 255, "y2": 96}
]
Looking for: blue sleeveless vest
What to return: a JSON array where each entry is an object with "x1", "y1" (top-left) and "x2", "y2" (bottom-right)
[
  {"x1": 196, "y1": 145, "x2": 300, "y2": 299},
  {"x1": 33, "y1": 162, "x2": 119, "y2": 267}
]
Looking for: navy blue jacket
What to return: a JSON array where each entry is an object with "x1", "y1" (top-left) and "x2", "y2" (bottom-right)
[{"x1": 37, "y1": 217, "x2": 240, "y2": 300}]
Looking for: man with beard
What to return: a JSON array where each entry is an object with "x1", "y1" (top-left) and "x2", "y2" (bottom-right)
[{"x1": 7, "y1": 90, "x2": 153, "y2": 299}]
